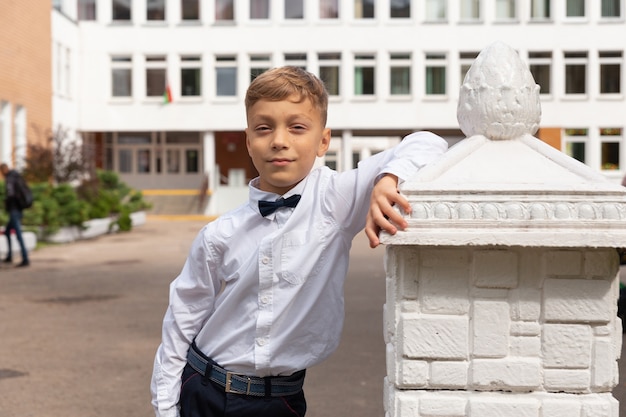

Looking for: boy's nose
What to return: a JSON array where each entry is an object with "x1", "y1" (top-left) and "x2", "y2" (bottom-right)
[{"x1": 271, "y1": 130, "x2": 289, "y2": 148}]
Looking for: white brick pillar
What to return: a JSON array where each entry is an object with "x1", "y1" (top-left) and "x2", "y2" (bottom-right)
[{"x1": 382, "y1": 42, "x2": 626, "y2": 417}]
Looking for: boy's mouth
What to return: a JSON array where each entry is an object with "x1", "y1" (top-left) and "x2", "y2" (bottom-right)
[{"x1": 270, "y1": 158, "x2": 293, "y2": 166}]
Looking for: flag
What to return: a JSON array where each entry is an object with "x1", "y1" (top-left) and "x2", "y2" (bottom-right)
[{"x1": 163, "y1": 82, "x2": 173, "y2": 104}]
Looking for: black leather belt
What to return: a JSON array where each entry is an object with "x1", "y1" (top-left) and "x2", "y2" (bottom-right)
[{"x1": 187, "y1": 343, "x2": 305, "y2": 397}]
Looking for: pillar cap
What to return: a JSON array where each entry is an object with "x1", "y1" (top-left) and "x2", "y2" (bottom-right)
[{"x1": 383, "y1": 42, "x2": 626, "y2": 248}]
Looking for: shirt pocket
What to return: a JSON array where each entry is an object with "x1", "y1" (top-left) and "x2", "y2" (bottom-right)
[{"x1": 278, "y1": 229, "x2": 326, "y2": 285}]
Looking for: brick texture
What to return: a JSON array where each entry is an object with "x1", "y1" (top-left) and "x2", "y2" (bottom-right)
[{"x1": 0, "y1": 0, "x2": 52, "y2": 155}]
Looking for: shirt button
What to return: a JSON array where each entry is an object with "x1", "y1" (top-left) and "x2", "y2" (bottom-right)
[
  {"x1": 257, "y1": 338, "x2": 267, "y2": 346},
  {"x1": 261, "y1": 296, "x2": 269, "y2": 304},
  {"x1": 262, "y1": 257, "x2": 269, "y2": 264}
]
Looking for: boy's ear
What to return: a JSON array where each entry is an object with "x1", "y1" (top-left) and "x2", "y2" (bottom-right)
[{"x1": 317, "y1": 128, "x2": 331, "y2": 157}]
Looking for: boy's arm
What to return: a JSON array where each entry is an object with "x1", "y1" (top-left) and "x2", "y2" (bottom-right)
[{"x1": 365, "y1": 174, "x2": 411, "y2": 248}]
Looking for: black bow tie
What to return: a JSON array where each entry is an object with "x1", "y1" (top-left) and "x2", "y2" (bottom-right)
[{"x1": 258, "y1": 194, "x2": 301, "y2": 217}]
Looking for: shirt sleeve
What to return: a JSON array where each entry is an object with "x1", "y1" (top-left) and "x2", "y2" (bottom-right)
[
  {"x1": 151, "y1": 226, "x2": 221, "y2": 417},
  {"x1": 328, "y1": 131, "x2": 448, "y2": 234}
]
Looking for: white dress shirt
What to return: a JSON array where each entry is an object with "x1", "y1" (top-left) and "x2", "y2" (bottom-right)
[{"x1": 151, "y1": 131, "x2": 448, "y2": 417}]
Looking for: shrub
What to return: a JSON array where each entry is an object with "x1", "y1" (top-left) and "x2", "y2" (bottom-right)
[{"x1": 0, "y1": 170, "x2": 151, "y2": 238}]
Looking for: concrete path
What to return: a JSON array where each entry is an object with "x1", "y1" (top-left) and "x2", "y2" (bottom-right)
[{"x1": 0, "y1": 217, "x2": 624, "y2": 416}]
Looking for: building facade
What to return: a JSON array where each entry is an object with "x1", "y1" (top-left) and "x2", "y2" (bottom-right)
[
  {"x1": 0, "y1": 0, "x2": 53, "y2": 169},
  {"x1": 48, "y1": 0, "x2": 625, "y2": 201}
]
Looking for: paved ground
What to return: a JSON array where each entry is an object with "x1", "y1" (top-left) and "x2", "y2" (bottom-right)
[{"x1": 0, "y1": 217, "x2": 624, "y2": 416}]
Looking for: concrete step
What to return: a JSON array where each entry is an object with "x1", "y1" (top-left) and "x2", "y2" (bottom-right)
[{"x1": 141, "y1": 190, "x2": 209, "y2": 215}]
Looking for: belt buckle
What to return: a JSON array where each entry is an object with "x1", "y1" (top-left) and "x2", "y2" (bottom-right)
[{"x1": 225, "y1": 371, "x2": 252, "y2": 395}]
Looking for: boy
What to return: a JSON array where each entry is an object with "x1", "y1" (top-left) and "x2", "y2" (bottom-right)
[{"x1": 151, "y1": 66, "x2": 447, "y2": 417}]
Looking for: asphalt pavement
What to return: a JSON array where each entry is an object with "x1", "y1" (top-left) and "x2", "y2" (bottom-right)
[{"x1": 0, "y1": 217, "x2": 624, "y2": 417}]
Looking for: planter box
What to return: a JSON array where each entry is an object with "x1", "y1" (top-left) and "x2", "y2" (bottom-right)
[
  {"x1": 0, "y1": 231, "x2": 37, "y2": 257},
  {"x1": 44, "y1": 210, "x2": 147, "y2": 244}
]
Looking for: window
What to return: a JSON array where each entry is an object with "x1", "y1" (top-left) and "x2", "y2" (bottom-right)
[
  {"x1": 119, "y1": 149, "x2": 132, "y2": 172},
  {"x1": 564, "y1": 52, "x2": 587, "y2": 95},
  {"x1": 566, "y1": 0, "x2": 585, "y2": 17},
  {"x1": 495, "y1": 0, "x2": 516, "y2": 20},
  {"x1": 0, "y1": 102, "x2": 10, "y2": 161},
  {"x1": 112, "y1": 0, "x2": 131, "y2": 20},
  {"x1": 354, "y1": 54, "x2": 376, "y2": 96},
  {"x1": 13, "y1": 106, "x2": 26, "y2": 169},
  {"x1": 601, "y1": 0, "x2": 622, "y2": 17},
  {"x1": 352, "y1": 151, "x2": 360, "y2": 169},
  {"x1": 601, "y1": 128, "x2": 622, "y2": 170},
  {"x1": 167, "y1": 149, "x2": 181, "y2": 173},
  {"x1": 284, "y1": 53, "x2": 307, "y2": 69},
  {"x1": 530, "y1": 0, "x2": 550, "y2": 19},
  {"x1": 137, "y1": 149, "x2": 151, "y2": 173},
  {"x1": 563, "y1": 128, "x2": 587, "y2": 163},
  {"x1": 186, "y1": 150, "x2": 199, "y2": 173},
  {"x1": 599, "y1": 51, "x2": 622, "y2": 94},
  {"x1": 390, "y1": 0, "x2": 410, "y2": 18},
  {"x1": 182, "y1": 0, "x2": 200, "y2": 20},
  {"x1": 146, "y1": 56, "x2": 167, "y2": 97},
  {"x1": 355, "y1": 0, "x2": 375, "y2": 18},
  {"x1": 250, "y1": 55, "x2": 271, "y2": 81},
  {"x1": 111, "y1": 56, "x2": 132, "y2": 97},
  {"x1": 319, "y1": 52, "x2": 341, "y2": 96},
  {"x1": 77, "y1": 0, "x2": 96, "y2": 20},
  {"x1": 55, "y1": 44, "x2": 72, "y2": 97},
  {"x1": 147, "y1": 0, "x2": 166, "y2": 20},
  {"x1": 425, "y1": 53, "x2": 446, "y2": 95},
  {"x1": 250, "y1": 0, "x2": 270, "y2": 19},
  {"x1": 324, "y1": 151, "x2": 338, "y2": 170},
  {"x1": 215, "y1": 56, "x2": 237, "y2": 96},
  {"x1": 320, "y1": 0, "x2": 339, "y2": 18},
  {"x1": 528, "y1": 52, "x2": 551, "y2": 95},
  {"x1": 216, "y1": 0, "x2": 234, "y2": 21},
  {"x1": 181, "y1": 56, "x2": 201, "y2": 96},
  {"x1": 425, "y1": 0, "x2": 447, "y2": 21},
  {"x1": 460, "y1": 0, "x2": 480, "y2": 20},
  {"x1": 285, "y1": 0, "x2": 304, "y2": 19},
  {"x1": 459, "y1": 51, "x2": 478, "y2": 86},
  {"x1": 390, "y1": 53, "x2": 411, "y2": 95}
]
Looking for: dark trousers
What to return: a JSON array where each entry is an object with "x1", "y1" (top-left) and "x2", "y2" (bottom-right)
[
  {"x1": 4, "y1": 209, "x2": 28, "y2": 262},
  {"x1": 179, "y1": 363, "x2": 307, "y2": 417}
]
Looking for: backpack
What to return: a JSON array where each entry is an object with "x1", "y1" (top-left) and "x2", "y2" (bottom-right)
[{"x1": 14, "y1": 174, "x2": 33, "y2": 210}]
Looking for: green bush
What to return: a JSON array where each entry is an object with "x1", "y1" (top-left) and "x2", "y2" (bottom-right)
[{"x1": 0, "y1": 170, "x2": 152, "y2": 238}]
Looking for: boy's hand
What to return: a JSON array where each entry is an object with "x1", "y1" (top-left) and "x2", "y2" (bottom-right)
[{"x1": 365, "y1": 174, "x2": 411, "y2": 248}]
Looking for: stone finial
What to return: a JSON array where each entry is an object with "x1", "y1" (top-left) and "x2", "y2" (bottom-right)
[{"x1": 457, "y1": 41, "x2": 541, "y2": 140}]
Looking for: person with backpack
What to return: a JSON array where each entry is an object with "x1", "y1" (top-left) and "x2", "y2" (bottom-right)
[{"x1": 1, "y1": 163, "x2": 30, "y2": 267}]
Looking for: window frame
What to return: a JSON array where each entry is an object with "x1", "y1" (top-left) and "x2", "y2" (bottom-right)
[
  {"x1": 354, "y1": 0, "x2": 375, "y2": 19},
  {"x1": 599, "y1": 51, "x2": 623, "y2": 96},
  {"x1": 180, "y1": 55, "x2": 202, "y2": 98},
  {"x1": 318, "y1": 52, "x2": 342, "y2": 97},
  {"x1": 112, "y1": 0, "x2": 132, "y2": 21},
  {"x1": 145, "y1": 55, "x2": 167, "y2": 99},
  {"x1": 389, "y1": 53, "x2": 412, "y2": 97},
  {"x1": 354, "y1": 53, "x2": 376, "y2": 97},
  {"x1": 181, "y1": 0, "x2": 200, "y2": 21},
  {"x1": 425, "y1": 52, "x2": 447, "y2": 96},
  {"x1": 215, "y1": 55, "x2": 238, "y2": 98},
  {"x1": 528, "y1": 51, "x2": 552, "y2": 96},
  {"x1": 529, "y1": 0, "x2": 551, "y2": 21},
  {"x1": 111, "y1": 55, "x2": 133, "y2": 98},
  {"x1": 564, "y1": 51, "x2": 588, "y2": 96}
]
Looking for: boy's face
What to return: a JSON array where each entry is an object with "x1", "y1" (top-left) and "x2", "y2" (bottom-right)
[{"x1": 245, "y1": 94, "x2": 330, "y2": 195}]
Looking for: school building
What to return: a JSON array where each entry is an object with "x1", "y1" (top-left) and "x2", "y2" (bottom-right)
[{"x1": 3, "y1": 0, "x2": 626, "y2": 214}]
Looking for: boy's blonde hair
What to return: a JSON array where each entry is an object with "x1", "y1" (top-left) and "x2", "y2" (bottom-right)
[{"x1": 245, "y1": 66, "x2": 329, "y2": 127}]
